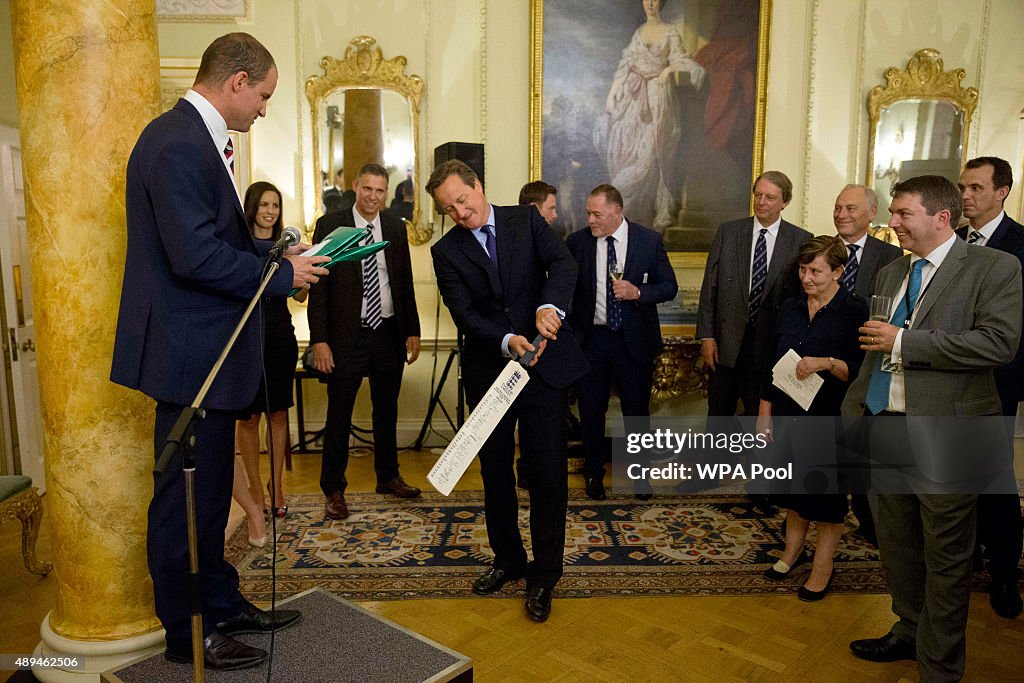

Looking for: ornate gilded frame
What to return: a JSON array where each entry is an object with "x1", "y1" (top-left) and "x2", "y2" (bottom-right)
[
  {"x1": 528, "y1": 0, "x2": 772, "y2": 336},
  {"x1": 865, "y1": 48, "x2": 979, "y2": 188},
  {"x1": 305, "y1": 36, "x2": 429, "y2": 245}
]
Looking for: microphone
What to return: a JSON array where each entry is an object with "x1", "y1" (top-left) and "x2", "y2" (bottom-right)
[{"x1": 267, "y1": 226, "x2": 301, "y2": 261}]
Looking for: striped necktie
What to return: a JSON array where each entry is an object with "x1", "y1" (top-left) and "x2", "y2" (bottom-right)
[
  {"x1": 839, "y1": 243, "x2": 860, "y2": 293},
  {"x1": 362, "y1": 232, "x2": 382, "y2": 329},
  {"x1": 967, "y1": 230, "x2": 983, "y2": 245},
  {"x1": 606, "y1": 236, "x2": 622, "y2": 331},
  {"x1": 748, "y1": 228, "x2": 768, "y2": 323},
  {"x1": 223, "y1": 138, "x2": 234, "y2": 175},
  {"x1": 864, "y1": 259, "x2": 927, "y2": 414}
]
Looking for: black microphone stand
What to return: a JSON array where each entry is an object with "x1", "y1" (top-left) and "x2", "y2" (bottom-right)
[{"x1": 153, "y1": 257, "x2": 285, "y2": 683}]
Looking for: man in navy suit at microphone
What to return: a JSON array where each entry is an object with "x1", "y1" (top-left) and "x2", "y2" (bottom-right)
[{"x1": 111, "y1": 33, "x2": 328, "y2": 670}]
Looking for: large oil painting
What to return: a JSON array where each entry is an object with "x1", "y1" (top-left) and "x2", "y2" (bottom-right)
[{"x1": 530, "y1": 0, "x2": 769, "y2": 252}]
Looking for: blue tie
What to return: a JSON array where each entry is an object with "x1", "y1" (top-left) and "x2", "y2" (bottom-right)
[
  {"x1": 748, "y1": 228, "x2": 768, "y2": 323},
  {"x1": 606, "y1": 236, "x2": 622, "y2": 331},
  {"x1": 839, "y1": 243, "x2": 859, "y2": 293},
  {"x1": 362, "y1": 232, "x2": 382, "y2": 329},
  {"x1": 865, "y1": 259, "x2": 927, "y2": 414},
  {"x1": 481, "y1": 225, "x2": 498, "y2": 268}
]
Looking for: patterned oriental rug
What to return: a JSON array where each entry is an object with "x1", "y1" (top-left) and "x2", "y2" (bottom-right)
[{"x1": 228, "y1": 491, "x2": 892, "y2": 603}]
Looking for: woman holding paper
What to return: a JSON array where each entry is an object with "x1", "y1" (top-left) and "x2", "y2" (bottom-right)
[
  {"x1": 232, "y1": 181, "x2": 305, "y2": 534},
  {"x1": 755, "y1": 235, "x2": 867, "y2": 600}
]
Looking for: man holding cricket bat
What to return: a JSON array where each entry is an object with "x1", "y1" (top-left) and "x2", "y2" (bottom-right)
[{"x1": 428, "y1": 160, "x2": 589, "y2": 623}]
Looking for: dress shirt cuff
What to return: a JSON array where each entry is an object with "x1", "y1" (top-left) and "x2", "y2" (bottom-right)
[
  {"x1": 536, "y1": 303, "x2": 566, "y2": 319},
  {"x1": 892, "y1": 328, "x2": 904, "y2": 365},
  {"x1": 502, "y1": 333, "x2": 515, "y2": 359}
]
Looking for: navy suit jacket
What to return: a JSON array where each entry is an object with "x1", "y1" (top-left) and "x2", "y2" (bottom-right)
[
  {"x1": 308, "y1": 207, "x2": 420, "y2": 360},
  {"x1": 111, "y1": 98, "x2": 294, "y2": 410},
  {"x1": 957, "y1": 213, "x2": 1024, "y2": 401},
  {"x1": 566, "y1": 220, "x2": 678, "y2": 364},
  {"x1": 851, "y1": 234, "x2": 903, "y2": 300},
  {"x1": 431, "y1": 204, "x2": 588, "y2": 397}
]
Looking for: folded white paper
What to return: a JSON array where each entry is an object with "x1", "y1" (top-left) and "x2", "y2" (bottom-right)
[
  {"x1": 427, "y1": 360, "x2": 531, "y2": 496},
  {"x1": 771, "y1": 348, "x2": 824, "y2": 412}
]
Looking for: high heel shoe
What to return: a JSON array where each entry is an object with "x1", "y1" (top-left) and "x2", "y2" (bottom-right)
[
  {"x1": 763, "y1": 551, "x2": 811, "y2": 580},
  {"x1": 248, "y1": 534, "x2": 268, "y2": 548},
  {"x1": 267, "y1": 482, "x2": 287, "y2": 519},
  {"x1": 798, "y1": 568, "x2": 835, "y2": 601}
]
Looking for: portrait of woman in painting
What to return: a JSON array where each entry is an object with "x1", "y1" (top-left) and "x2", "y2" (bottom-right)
[{"x1": 594, "y1": 0, "x2": 706, "y2": 232}]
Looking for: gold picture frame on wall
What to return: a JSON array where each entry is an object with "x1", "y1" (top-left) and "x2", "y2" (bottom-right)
[
  {"x1": 529, "y1": 0, "x2": 771, "y2": 331},
  {"x1": 159, "y1": 58, "x2": 252, "y2": 197}
]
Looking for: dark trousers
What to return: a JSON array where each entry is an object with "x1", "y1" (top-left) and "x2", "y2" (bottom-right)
[
  {"x1": 976, "y1": 394, "x2": 1023, "y2": 584},
  {"x1": 467, "y1": 373, "x2": 569, "y2": 589},
  {"x1": 320, "y1": 318, "x2": 405, "y2": 496},
  {"x1": 707, "y1": 325, "x2": 760, "y2": 417},
  {"x1": 577, "y1": 326, "x2": 653, "y2": 477},
  {"x1": 150, "y1": 403, "x2": 250, "y2": 650}
]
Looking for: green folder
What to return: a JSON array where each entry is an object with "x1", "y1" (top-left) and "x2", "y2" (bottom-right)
[{"x1": 288, "y1": 226, "x2": 390, "y2": 296}]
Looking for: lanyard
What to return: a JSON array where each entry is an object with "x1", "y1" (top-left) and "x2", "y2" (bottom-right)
[{"x1": 901, "y1": 265, "x2": 932, "y2": 329}]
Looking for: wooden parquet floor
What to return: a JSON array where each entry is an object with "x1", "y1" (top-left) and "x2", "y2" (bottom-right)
[{"x1": 3, "y1": 447, "x2": 1023, "y2": 682}]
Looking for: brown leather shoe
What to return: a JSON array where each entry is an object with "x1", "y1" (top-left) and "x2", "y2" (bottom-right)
[
  {"x1": 324, "y1": 491, "x2": 349, "y2": 519},
  {"x1": 375, "y1": 476, "x2": 421, "y2": 498}
]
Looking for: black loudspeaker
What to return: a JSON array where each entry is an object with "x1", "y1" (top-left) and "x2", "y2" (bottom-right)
[{"x1": 433, "y1": 142, "x2": 485, "y2": 213}]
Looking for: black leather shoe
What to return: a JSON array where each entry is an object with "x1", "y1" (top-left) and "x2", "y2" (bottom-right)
[
  {"x1": 797, "y1": 569, "x2": 834, "y2": 602},
  {"x1": 990, "y1": 581, "x2": 1023, "y2": 619},
  {"x1": 165, "y1": 632, "x2": 267, "y2": 671},
  {"x1": 849, "y1": 633, "x2": 916, "y2": 662},
  {"x1": 585, "y1": 476, "x2": 607, "y2": 501},
  {"x1": 472, "y1": 567, "x2": 524, "y2": 595},
  {"x1": 763, "y1": 551, "x2": 810, "y2": 580},
  {"x1": 216, "y1": 604, "x2": 302, "y2": 636},
  {"x1": 525, "y1": 586, "x2": 553, "y2": 622}
]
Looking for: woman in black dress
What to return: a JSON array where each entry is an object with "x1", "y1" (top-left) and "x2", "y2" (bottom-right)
[
  {"x1": 236, "y1": 181, "x2": 304, "y2": 530},
  {"x1": 756, "y1": 235, "x2": 868, "y2": 600}
]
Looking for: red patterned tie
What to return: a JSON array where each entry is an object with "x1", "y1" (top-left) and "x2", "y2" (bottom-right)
[{"x1": 224, "y1": 138, "x2": 234, "y2": 175}]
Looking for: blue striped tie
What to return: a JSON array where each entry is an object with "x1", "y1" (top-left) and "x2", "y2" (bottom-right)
[
  {"x1": 839, "y1": 243, "x2": 859, "y2": 293},
  {"x1": 606, "y1": 236, "x2": 622, "y2": 331},
  {"x1": 748, "y1": 228, "x2": 768, "y2": 323},
  {"x1": 864, "y1": 259, "x2": 926, "y2": 414},
  {"x1": 362, "y1": 232, "x2": 382, "y2": 329}
]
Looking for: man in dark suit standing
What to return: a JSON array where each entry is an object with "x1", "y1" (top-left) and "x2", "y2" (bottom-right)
[
  {"x1": 833, "y1": 184, "x2": 903, "y2": 300},
  {"x1": 697, "y1": 171, "x2": 812, "y2": 417},
  {"x1": 567, "y1": 184, "x2": 677, "y2": 499},
  {"x1": 111, "y1": 33, "x2": 327, "y2": 670},
  {"x1": 428, "y1": 160, "x2": 588, "y2": 623},
  {"x1": 309, "y1": 162, "x2": 422, "y2": 520},
  {"x1": 833, "y1": 183, "x2": 902, "y2": 544},
  {"x1": 323, "y1": 169, "x2": 355, "y2": 214},
  {"x1": 957, "y1": 156, "x2": 1024, "y2": 619},
  {"x1": 844, "y1": 176, "x2": 1021, "y2": 679}
]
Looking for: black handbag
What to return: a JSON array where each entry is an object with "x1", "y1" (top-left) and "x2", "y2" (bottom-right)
[{"x1": 302, "y1": 345, "x2": 329, "y2": 382}]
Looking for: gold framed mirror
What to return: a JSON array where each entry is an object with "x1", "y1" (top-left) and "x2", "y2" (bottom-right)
[
  {"x1": 866, "y1": 49, "x2": 978, "y2": 224},
  {"x1": 306, "y1": 36, "x2": 430, "y2": 244}
]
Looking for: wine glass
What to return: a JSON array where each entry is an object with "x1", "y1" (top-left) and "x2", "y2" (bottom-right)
[{"x1": 608, "y1": 261, "x2": 624, "y2": 281}]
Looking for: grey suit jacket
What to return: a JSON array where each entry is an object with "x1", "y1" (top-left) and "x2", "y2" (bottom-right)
[
  {"x1": 842, "y1": 238, "x2": 1021, "y2": 482},
  {"x1": 696, "y1": 217, "x2": 812, "y2": 368},
  {"x1": 852, "y1": 235, "x2": 903, "y2": 301}
]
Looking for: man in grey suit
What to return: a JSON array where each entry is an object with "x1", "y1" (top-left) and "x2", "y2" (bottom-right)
[
  {"x1": 843, "y1": 176, "x2": 1022, "y2": 680},
  {"x1": 833, "y1": 183, "x2": 902, "y2": 544},
  {"x1": 957, "y1": 156, "x2": 1024, "y2": 619},
  {"x1": 697, "y1": 171, "x2": 812, "y2": 417}
]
